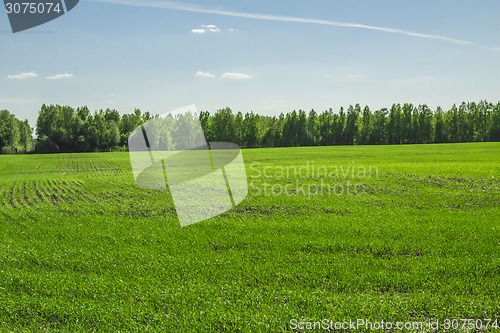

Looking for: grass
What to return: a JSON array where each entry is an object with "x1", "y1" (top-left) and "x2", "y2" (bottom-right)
[{"x1": 0, "y1": 143, "x2": 499, "y2": 332}]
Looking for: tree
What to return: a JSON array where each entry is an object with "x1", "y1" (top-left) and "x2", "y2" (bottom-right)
[
  {"x1": 333, "y1": 107, "x2": 346, "y2": 145},
  {"x1": 387, "y1": 104, "x2": 402, "y2": 144},
  {"x1": 282, "y1": 111, "x2": 298, "y2": 146},
  {"x1": 490, "y1": 102, "x2": 500, "y2": 141},
  {"x1": 35, "y1": 104, "x2": 60, "y2": 152},
  {"x1": 306, "y1": 109, "x2": 319, "y2": 145},
  {"x1": 260, "y1": 116, "x2": 278, "y2": 147},
  {"x1": 0, "y1": 110, "x2": 34, "y2": 154},
  {"x1": 457, "y1": 102, "x2": 471, "y2": 142},
  {"x1": 274, "y1": 114, "x2": 285, "y2": 147},
  {"x1": 242, "y1": 112, "x2": 259, "y2": 148},
  {"x1": 418, "y1": 104, "x2": 433, "y2": 144},
  {"x1": 400, "y1": 103, "x2": 413, "y2": 144},
  {"x1": 211, "y1": 108, "x2": 235, "y2": 142},
  {"x1": 344, "y1": 105, "x2": 360, "y2": 145},
  {"x1": 434, "y1": 107, "x2": 446, "y2": 143},
  {"x1": 119, "y1": 109, "x2": 144, "y2": 147},
  {"x1": 474, "y1": 101, "x2": 491, "y2": 142},
  {"x1": 317, "y1": 109, "x2": 332, "y2": 145},
  {"x1": 296, "y1": 110, "x2": 308, "y2": 146},
  {"x1": 199, "y1": 111, "x2": 212, "y2": 142},
  {"x1": 19, "y1": 120, "x2": 34, "y2": 153},
  {"x1": 370, "y1": 109, "x2": 388, "y2": 144},
  {"x1": 360, "y1": 106, "x2": 371, "y2": 145},
  {"x1": 447, "y1": 104, "x2": 460, "y2": 143}
]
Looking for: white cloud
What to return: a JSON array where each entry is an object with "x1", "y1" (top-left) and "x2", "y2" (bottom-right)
[
  {"x1": 195, "y1": 71, "x2": 216, "y2": 78},
  {"x1": 192, "y1": 24, "x2": 220, "y2": 34},
  {"x1": 93, "y1": 0, "x2": 479, "y2": 47},
  {"x1": 229, "y1": 28, "x2": 236, "y2": 32},
  {"x1": 195, "y1": 71, "x2": 251, "y2": 79},
  {"x1": 221, "y1": 72, "x2": 253, "y2": 80},
  {"x1": 7, "y1": 72, "x2": 37, "y2": 80},
  {"x1": 201, "y1": 24, "x2": 220, "y2": 32},
  {"x1": 46, "y1": 73, "x2": 74, "y2": 80}
]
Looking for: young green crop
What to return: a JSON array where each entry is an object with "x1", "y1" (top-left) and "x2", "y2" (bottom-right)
[{"x1": 0, "y1": 143, "x2": 499, "y2": 332}]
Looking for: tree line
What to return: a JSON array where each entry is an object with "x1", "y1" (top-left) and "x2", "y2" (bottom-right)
[
  {"x1": 1, "y1": 100, "x2": 500, "y2": 154},
  {"x1": 202, "y1": 101, "x2": 500, "y2": 147}
]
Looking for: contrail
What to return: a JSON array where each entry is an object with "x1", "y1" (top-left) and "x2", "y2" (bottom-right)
[{"x1": 90, "y1": 0, "x2": 477, "y2": 46}]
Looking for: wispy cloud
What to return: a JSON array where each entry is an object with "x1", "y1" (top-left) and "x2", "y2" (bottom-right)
[
  {"x1": 46, "y1": 73, "x2": 74, "y2": 80},
  {"x1": 258, "y1": 99, "x2": 287, "y2": 111},
  {"x1": 91, "y1": 0, "x2": 478, "y2": 46},
  {"x1": 195, "y1": 71, "x2": 216, "y2": 78},
  {"x1": 7, "y1": 71, "x2": 37, "y2": 80},
  {"x1": 191, "y1": 28, "x2": 205, "y2": 34},
  {"x1": 0, "y1": 97, "x2": 37, "y2": 103},
  {"x1": 221, "y1": 72, "x2": 253, "y2": 80},
  {"x1": 325, "y1": 74, "x2": 361, "y2": 80}
]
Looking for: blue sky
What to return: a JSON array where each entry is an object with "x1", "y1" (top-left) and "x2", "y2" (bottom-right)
[{"x1": 1, "y1": 0, "x2": 499, "y2": 124}]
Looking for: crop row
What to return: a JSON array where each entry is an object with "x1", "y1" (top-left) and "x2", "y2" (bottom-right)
[{"x1": 0, "y1": 179, "x2": 93, "y2": 210}]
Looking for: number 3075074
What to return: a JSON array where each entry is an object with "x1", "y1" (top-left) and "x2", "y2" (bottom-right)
[{"x1": 5, "y1": 2, "x2": 62, "y2": 14}]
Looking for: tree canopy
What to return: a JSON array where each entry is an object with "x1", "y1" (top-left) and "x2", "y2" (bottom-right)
[
  {"x1": 34, "y1": 104, "x2": 151, "y2": 153},
  {"x1": 0, "y1": 109, "x2": 33, "y2": 154}
]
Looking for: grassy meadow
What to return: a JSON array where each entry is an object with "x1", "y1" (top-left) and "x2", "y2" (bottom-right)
[{"x1": 0, "y1": 143, "x2": 499, "y2": 332}]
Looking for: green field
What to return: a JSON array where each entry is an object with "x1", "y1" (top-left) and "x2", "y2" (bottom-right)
[{"x1": 0, "y1": 143, "x2": 499, "y2": 332}]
